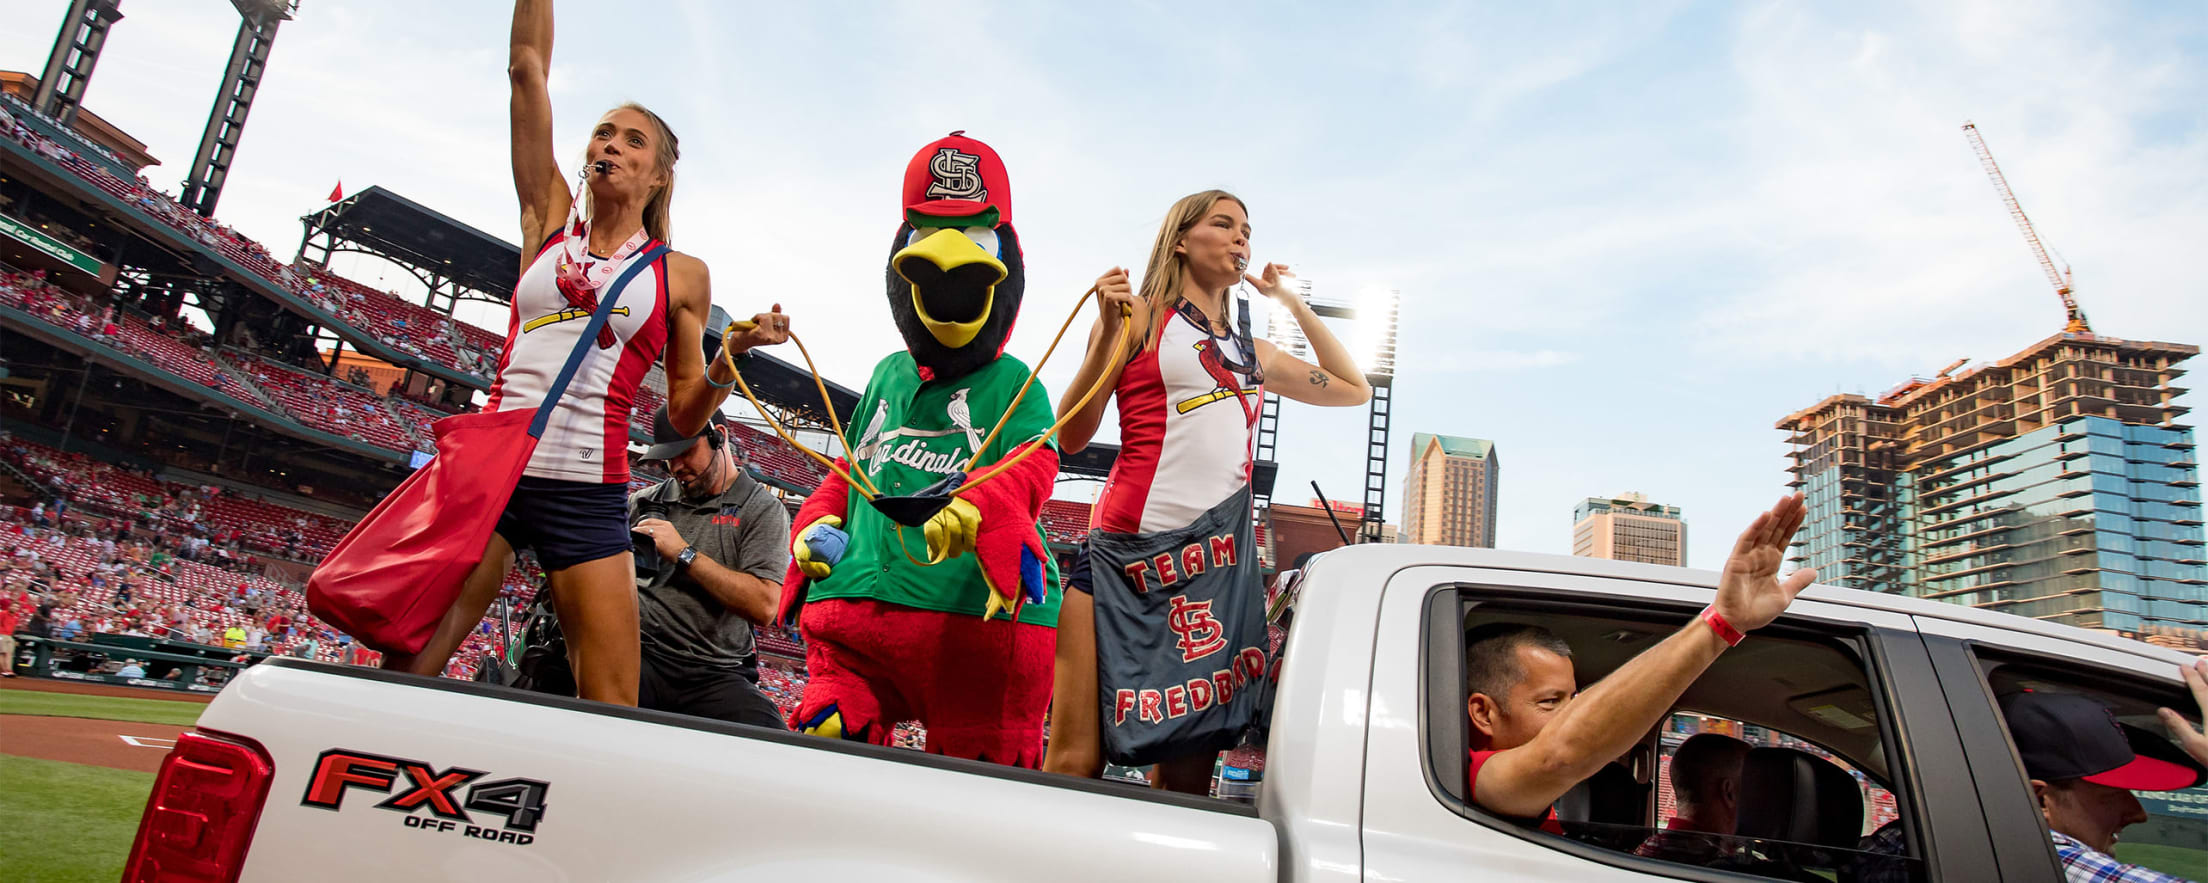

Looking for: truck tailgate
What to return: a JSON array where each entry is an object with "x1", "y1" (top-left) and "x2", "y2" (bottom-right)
[{"x1": 213, "y1": 662, "x2": 1279, "y2": 882}]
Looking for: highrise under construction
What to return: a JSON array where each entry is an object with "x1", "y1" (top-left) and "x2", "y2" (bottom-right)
[{"x1": 1778, "y1": 331, "x2": 2202, "y2": 639}]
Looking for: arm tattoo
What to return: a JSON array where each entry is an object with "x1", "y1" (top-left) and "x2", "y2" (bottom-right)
[{"x1": 1309, "y1": 369, "x2": 1329, "y2": 388}]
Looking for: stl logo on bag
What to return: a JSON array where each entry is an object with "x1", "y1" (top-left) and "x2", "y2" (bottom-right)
[{"x1": 1167, "y1": 595, "x2": 1227, "y2": 662}]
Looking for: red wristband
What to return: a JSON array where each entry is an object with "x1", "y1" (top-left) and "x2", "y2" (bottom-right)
[{"x1": 1701, "y1": 607, "x2": 1745, "y2": 647}]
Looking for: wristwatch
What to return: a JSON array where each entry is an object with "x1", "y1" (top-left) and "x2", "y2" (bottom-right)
[{"x1": 676, "y1": 545, "x2": 698, "y2": 571}]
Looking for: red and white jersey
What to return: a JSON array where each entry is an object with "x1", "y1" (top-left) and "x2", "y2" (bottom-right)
[
  {"x1": 1093, "y1": 303, "x2": 1263, "y2": 534},
  {"x1": 484, "y1": 228, "x2": 670, "y2": 484}
]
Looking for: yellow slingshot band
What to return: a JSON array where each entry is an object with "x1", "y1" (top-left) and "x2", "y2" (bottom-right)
[{"x1": 714, "y1": 289, "x2": 1134, "y2": 571}]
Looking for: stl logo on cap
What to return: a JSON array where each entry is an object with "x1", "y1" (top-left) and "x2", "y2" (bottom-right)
[
  {"x1": 903, "y1": 131, "x2": 1011, "y2": 226},
  {"x1": 926, "y1": 148, "x2": 987, "y2": 203}
]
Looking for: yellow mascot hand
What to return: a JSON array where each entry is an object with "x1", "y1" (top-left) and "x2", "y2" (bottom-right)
[
  {"x1": 792, "y1": 515, "x2": 845, "y2": 581},
  {"x1": 922, "y1": 498, "x2": 981, "y2": 563}
]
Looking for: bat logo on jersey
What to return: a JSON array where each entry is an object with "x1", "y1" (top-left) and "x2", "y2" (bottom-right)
[
  {"x1": 925, "y1": 148, "x2": 987, "y2": 202},
  {"x1": 1167, "y1": 595, "x2": 1228, "y2": 662},
  {"x1": 1175, "y1": 340, "x2": 1260, "y2": 417},
  {"x1": 522, "y1": 305, "x2": 630, "y2": 334}
]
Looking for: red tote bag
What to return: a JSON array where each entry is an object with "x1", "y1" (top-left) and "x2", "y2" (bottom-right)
[{"x1": 309, "y1": 244, "x2": 669, "y2": 654}]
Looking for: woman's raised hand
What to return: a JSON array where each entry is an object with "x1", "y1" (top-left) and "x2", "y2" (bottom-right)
[
  {"x1": 1094, "y1": 267, "x2": 1137, "y2": 324},
  {"x1": 723, "y1": 304, "x2": 790, "y2": 355},
  {"x1": 1243, "y1": 262, "x2": 1298, "y2": 302}
]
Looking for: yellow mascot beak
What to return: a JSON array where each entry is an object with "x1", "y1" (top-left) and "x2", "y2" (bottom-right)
[{"x1": 893, "y1": 228, "x2": 1007, "y2": 349}]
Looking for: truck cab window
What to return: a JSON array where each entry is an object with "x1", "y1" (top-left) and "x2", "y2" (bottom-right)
[
  {"x1": 1437, "y1": 601, "x2": 1924, "y2": 882},
  {"x1": 1973, "y1": 652, "x2": 2208, "y2": 882}
]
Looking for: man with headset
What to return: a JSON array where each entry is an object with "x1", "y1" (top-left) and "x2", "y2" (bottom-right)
[{"x1": 627, "y1": 405, "x2": 791, "y2": 727}]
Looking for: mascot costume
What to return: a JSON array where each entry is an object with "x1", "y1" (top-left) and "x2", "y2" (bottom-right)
[{"x1": 776, "y1": 132, "x2": 1061, "y2": 766}]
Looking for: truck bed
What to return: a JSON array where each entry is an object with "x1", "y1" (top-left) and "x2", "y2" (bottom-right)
[{"x1": 214, "y1": 660, "x2": 1280, "y2": 881}]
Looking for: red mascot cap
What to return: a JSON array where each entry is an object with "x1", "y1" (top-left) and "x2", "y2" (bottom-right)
[{"x1": 902, "y1": 131, "x2": 1012, "y2": 227}]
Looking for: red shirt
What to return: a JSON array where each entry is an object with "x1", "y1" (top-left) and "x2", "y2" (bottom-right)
[{"x1": 1468, "y1": 749, "x2": 1564, "y2": 834}]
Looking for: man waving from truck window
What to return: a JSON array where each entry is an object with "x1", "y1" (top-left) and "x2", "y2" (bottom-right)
[{"x1": 1464, "y1": 493, "x2": 1813, "y2": 826}]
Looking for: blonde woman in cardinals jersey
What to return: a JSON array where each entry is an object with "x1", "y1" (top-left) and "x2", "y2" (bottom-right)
[
  {"x1": 380, "y1": 0, "x2": 790, "y2": 704},
  {"x1": 1044, "y1": 190, "x2": 1370, "y2": 791}
]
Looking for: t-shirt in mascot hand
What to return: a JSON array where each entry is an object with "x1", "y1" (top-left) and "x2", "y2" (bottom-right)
[{"x1": 776, "y1": 132, "x2": 1061, "y2": 767}]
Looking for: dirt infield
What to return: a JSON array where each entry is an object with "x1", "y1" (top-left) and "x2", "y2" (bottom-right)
[
  {"x1": 0, "y1": 714, "x2": 185, "y2": 773},
  {"x1": 0, "y1": 677, "x2": 215, "y2": 703}
]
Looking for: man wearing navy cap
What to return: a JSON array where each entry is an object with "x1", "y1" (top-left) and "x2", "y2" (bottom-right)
[{"x1": 2003, "y1": 668, "x2": 2208, "y2": 883}]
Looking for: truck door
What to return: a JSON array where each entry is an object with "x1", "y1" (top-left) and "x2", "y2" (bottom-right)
[
  {"x1": 1358, "y1": 566, "x2": 1997, "y2": 881},
  {"x1": 1920, "y1": 616, "x2": 2208, "y2": 883}
]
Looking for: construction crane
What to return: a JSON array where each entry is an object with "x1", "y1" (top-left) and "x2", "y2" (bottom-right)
[{"x1": 1963, "y1": 121, "x2": 2090, "y2": 334}]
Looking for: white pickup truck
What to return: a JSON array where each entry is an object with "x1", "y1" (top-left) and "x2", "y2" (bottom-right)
[{"x1": 123, "y1": 545, "x2": 2208, "y2": 882}]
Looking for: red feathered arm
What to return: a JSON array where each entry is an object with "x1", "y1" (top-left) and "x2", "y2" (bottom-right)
[
  {"x1": 963, "y1": 444, "x2": 1058, "y2": 612},
  {"x1": 778, "y1": 459, "x2": 852, "y2": 628}
]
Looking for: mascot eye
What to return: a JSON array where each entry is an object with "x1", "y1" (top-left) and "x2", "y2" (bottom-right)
[
  {"x1": 902, "y1": 227, "x2": 1002, "y2": 258},
  {"x1": 961, "y1": 227, "x2": 1001, "y2": 257}
]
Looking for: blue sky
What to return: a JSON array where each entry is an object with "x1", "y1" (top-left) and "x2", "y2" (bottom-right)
[{"x1": 4, "y1": 1, "x2": 2202, "y2": 568}]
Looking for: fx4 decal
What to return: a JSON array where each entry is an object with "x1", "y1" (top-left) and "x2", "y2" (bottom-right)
[{"x1": 301, "y1": 748, "x2": 550, "y2": 845}]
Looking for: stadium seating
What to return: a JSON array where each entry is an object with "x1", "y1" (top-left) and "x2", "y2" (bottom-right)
[
  {"x1": 1, "y1": 515, "x2": 534, "y2": 671},
  {"x1": 4, "y1": 113, "x2": 506, "y2": 381},
  {"x1": 632, "y1": 381, "x2": 667, "y2": 433},
  {"x1": 1, "y1": 436, "x2": 348, "y2": 562},
  {"x1": 1041, "y1": 499, "x2": 1092, "y2": 545},
  {"x1": 453, "y1": 319, "x2": 505, "y2": 366},
  {"x1": 757, "y1": 660, "x2": 804, "y2": 721},
  {"x1": 730, "y1": 422, "x2": 829, "y2": 488},
  {"x1": 388, "y1": 399, "x2": 452, "y2": 450},
  {"x1": 1, "y1": 523, "x2": 320, "y2": 656},
  {"x1": 0, "y1": 270, "x2": 264, "y2": 403},
  {"x1": 293, "y1": 267, "x2": 503, "y2": 379},
  {"x1": 3, "y1": 440, "x2": 164, "y2": 517},
  {"x1": 232, "y1": 355, "x2": 422, "y2": 453},
  {"x1": 756, "y1": 626, "x2": 805, "y2": 661}
]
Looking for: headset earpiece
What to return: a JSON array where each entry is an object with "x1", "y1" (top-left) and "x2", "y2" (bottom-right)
[{"x1": 707, "y1": 426, "x2": 725, "y2": 451}]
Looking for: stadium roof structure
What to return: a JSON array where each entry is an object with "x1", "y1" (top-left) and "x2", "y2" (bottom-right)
[
  {"x1": 739, "y1": 348, "x2": 862, "y2": 421},
  {"x1": 297, "y1": 185, "x2": 522, "y2": 305}
]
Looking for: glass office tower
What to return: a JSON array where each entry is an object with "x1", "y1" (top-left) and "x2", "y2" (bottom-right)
[{"x1": 1780, "y1": 332, "x2": 2203, "y2": 637}]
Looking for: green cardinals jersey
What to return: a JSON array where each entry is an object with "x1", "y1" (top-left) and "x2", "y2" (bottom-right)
[{"x1": 807, "y1": 352, "x2": 1062, "y2": 627}]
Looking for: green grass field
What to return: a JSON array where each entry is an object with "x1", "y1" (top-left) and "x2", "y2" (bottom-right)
[
  {"x1": 0, "y1": 756, "x2": 154, "y2": 883},
  {"x1": 0, "y1": 690, "x2": 205, "y2": 727},
  {"x1": 0, "y1": 690, "x2": 201, "y2": 881},
  {"x1": 2116, "y1": 842, "x2": 2208, "y2": 880}
]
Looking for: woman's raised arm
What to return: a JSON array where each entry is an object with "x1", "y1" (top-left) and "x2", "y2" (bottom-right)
[{"x1": 508, "y1": 0, "x2": 570, "y2": 257}]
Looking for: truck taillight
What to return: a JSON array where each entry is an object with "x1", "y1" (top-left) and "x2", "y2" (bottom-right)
[{"x1": 122, "y1": 728, "x2": 275, "y2": 883}]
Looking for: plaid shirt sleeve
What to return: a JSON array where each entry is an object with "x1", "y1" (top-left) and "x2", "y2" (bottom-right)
[{"x1": 2051, "y1": 832, "x2": 2197, "y2": 883}]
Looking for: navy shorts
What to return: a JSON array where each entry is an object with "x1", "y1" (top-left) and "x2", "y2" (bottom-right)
[
  {"x1": 494, "y1": 476, "x2": 631, "y2": 570},
  {"x1": 1064, "y1": 541, "x2": 1094, "y2": 595}
]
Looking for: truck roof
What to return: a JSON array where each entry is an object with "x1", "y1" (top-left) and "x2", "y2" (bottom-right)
[{"x1": 1312, "y1": 543, "x2": 2197, "y2": 669}]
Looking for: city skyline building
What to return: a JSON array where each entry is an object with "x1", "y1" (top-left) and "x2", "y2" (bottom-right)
[
  {"x1": 1403, "y1": 433, "x2": 1497, "y2": 548},
  {"x1": 1573, "y1": 492, "x2": 1688, "y2": 566},
  {"x1": 1778, "y1": 330, "x2": 2203, "y2": 639}
]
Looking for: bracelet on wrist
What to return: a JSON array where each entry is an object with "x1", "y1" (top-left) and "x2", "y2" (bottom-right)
[
  {"x1": 707, "y1": 351, "x2": 749, "y2": 389},
  {"x1": 1700, "y1": 606, "x2": 1745, "y2": 647}
]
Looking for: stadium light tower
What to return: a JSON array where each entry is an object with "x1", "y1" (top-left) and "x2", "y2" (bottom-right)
[
  {"x1": 180, "y1": 0, "x2": 298, "y2": 217},
  {"x1": 32, "y1": 0, "x2": 125, "y2": 128},
  {"x1": 1254, "y1": 280, "x2": 1401, "y2": 543}
]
